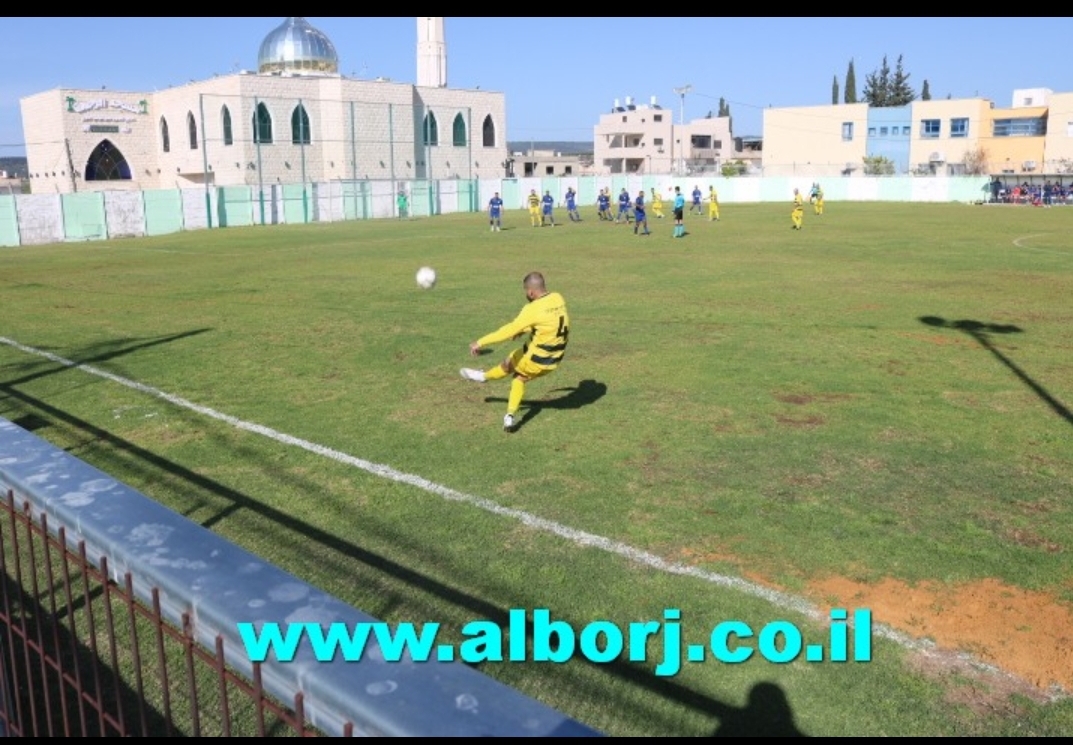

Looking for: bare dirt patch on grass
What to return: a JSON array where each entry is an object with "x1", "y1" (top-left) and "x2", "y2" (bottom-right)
[{"x1": 808, "y1": 575, "x2": 1073, "y2": 698}]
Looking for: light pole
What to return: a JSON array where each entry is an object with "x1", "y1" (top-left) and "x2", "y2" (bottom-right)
[{"x1": 673, "y1": 85, "x2": 692, "y2": 175}]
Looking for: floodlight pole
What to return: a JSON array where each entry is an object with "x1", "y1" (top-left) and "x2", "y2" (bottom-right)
[{"x1": 673, "y1": 85, "x2": 692, "y2": 176}]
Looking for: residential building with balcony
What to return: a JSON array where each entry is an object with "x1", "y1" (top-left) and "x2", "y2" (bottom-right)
[{"x1": 593, "y1": 96, "x2": 733, "y2": 175}]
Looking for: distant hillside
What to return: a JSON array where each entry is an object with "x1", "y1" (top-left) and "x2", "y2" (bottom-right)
[
  {"x1": 507, "y1": 141, "x2": 592, "y2": 156},
  {"x1": 0, "y1": 156, "x2": 28, "y2": 178}
]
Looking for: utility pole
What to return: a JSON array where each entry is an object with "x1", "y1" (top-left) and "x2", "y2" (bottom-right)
[{"x1": 672, "y1": 85, "x2": 692, "y2": 175}]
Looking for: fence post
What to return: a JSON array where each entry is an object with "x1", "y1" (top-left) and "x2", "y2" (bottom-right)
[
  {"x1": 299, "y1": 97, "x2": 308, "y2": 224},
  {"x1": 254, "y1": 97, "x2": 265, "y2": 226},
  {"x1": 199, "y1": 94, "x2": 212, "y2": 229},
  {"x1": 349, "y1": 101, "x2": 358, "y2": 220},
  {"x1": 388, "y1": 103, "x2": 396, "y2": 217}
]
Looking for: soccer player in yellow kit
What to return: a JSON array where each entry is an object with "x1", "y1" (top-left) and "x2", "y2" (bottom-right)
[
  {"x1": 814, "y1": 185, "x2": 825, "y2": 215},
  {"x1": 708, "y1": 186, "x2": 720, "y2": 221},
  {"x1": 460, "y1": 272, "x2": 569, "y2": 432},
  {"x1": 650, "y1": 188, "x2": 665, "y2": 219},
  {"x1": 527, "y1": 189, "x2": 541, "y2": 227},
  {"x1": 791, "y1": 188, "x2": 804, "y2": 230}
]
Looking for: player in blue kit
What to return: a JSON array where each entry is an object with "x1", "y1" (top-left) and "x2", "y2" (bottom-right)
[
  {"x1": 564, "y1": 187, "x2": 581, "y2": 222},
  {"x1": 541, "y1": 190, "x2": 556, "y2": 227},
  {"x1": 633, "y1": 190, "x2": 650, "y2": 235},
  {"x1": 615, "y1": 188, "x2": 632, "y2": 223},
  {"x1": 487, "y1": 192, "x2": 503, "y2": 231},
  {"x1": 691, "y1": 185, "x2": 703, "y2": 215},
  {"x1": 597, "y1": 189, "x2": 612, "y2": 220}
]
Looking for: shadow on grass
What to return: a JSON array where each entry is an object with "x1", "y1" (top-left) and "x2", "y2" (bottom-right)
[
  {"x1": 708, "y1": 681, "x2": 807, "y2": 737},
  {"x1": 918, "y1": 316, "x2": 1072, "y2": 426},
  {"x1": 1, "y1": 337, "x2": 801, "y2": 735},
  {"x1": 0, "y1": 330, "x2": 213, "y2": 388},
  {"x1": 483, "y1": 379, "x2": 608, "y2": 431}
]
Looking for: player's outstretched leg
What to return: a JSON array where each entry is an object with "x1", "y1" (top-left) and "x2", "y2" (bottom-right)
[{"x1": 504, "y1": 376, "x2": 526, "y2": 432}]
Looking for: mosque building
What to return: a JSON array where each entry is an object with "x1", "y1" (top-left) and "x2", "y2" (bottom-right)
[{"x1": 20, "y1": 17, "x2": 508, "y2": 194}]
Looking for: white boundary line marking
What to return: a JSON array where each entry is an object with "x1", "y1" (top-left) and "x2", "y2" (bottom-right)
[
  {"x1": 0, "y1": 334, "x2": 1065, "y2": 697},
  {"x1": 1012, "y1": 234, "x2": 1073, "y2": 256}
]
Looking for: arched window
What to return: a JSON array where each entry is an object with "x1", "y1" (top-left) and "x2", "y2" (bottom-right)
[
  {"x1": 422, "y1": 111, "x2": 438, "y2": 146},
  {"x1": 452, "y1": 113, "x2": 466, "y2": 146},
  {"x1": 482, "y1": 114, "x2": 496, "y2": 147},
  {"x1": 291, "y1": 103, "x2": 311, "y2": 145},
  {"x1": 161, "y1": 117, "x2": 170, "y2": 153},
  {"x1": 222, "y1": 105, "x2": 233, "y2": 146},
  {"x1": 85, "y1": 140, "x2": 132, "y2": 181},
  {"x1": 253, "y1": 102, "x2": 273, "y2": 144},
  {"x1": 187, "y1": 111, "x2": 198, "y2": 150}
]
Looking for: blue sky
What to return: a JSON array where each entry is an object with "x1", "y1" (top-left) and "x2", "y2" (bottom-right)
[{"x1": 3, "y1": 17, "x2": 1073, "y2": 158}]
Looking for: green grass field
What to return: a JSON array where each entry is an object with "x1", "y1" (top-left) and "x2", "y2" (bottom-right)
[{"x1": 2, "y1": 201, "x2": 1072, "y2": 735}]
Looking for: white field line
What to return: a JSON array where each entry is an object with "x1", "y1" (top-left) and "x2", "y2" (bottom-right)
[
  {"x1": 1012, "y1": 233, "x2": 1072, "y2": 256},
  {"x1": 0, "y1": 334, "x2": 1061, "y2": 696}
]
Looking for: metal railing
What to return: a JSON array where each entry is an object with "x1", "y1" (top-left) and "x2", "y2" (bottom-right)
[
  {"x1": 0, "y1": 489, "x2": 324, "y2": 736},
  {"x1": 0, "y1": 417, "x2": 602, "y2": 737}
]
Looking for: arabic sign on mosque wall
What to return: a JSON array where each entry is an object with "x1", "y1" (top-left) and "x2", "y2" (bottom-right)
[
  {"x1": 66, "y1": 96, "x2": 147, "y2": 135},
  {"x1": 66, "y1": 97, "x2": 148, "y2": 115}
]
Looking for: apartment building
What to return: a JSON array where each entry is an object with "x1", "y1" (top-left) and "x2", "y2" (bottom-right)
[
  {"x1": 762, "y1": 88, "x2": 1073, "y2": 178},
  {"x1": 593, "y1": 96, "x2": 734, "y2": 175}
]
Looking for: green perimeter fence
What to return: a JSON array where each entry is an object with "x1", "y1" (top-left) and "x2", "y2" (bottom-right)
[{"x1": 0, "y1": 175, "x2": 991, "y2": 248}]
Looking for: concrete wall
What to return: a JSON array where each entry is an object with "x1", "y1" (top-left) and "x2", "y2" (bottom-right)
[{"x1": 0, "y1": 173, "x2": 992, "y2": 248}]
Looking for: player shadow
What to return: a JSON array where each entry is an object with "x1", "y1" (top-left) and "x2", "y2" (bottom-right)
[
  {"x1": 2, "y1": 374, "x2": 815, "y2": 735},
  {"x1": 705, "y1": 682, "x2": 808, "y2": 737},
  {"x1": 918, "y1": 316, "x2": 1072, "y2": 426},
  {"x1": 483, "y1": 379, "x2": 607, "y2": 431}
]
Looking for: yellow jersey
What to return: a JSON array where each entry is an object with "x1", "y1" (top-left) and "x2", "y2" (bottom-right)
[
  {"x1": 528, "y1": 193, "x2": 540, "y2": 209},
  {"x1": 478, "y1": 292, "x2": 569, "y2": 370}
]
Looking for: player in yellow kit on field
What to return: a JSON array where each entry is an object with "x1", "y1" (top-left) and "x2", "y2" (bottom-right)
[
  {"x1": 527, "y1": 189, "x2": 541, "y2": 227},
  {"x1": 708, "y1": 186, "x2": 720, "y2": 221},
  {"x1": 460, "y1": 272, "x2": 569, "y2": 433},
  {"x1": 814, "y1": 185, "x2": 825, "y2": 215},
  {"x1": 791, "y1": 188, "x2": 804, "y2": 230},
  {"x1": 650, "y1": 188, "x2": 665, "y2": 219}
]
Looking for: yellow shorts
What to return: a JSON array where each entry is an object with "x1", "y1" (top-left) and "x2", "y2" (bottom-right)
[
  {"x1": 529, "y1": 206, "x2": 540, "y2": 217},
  {"x1": 507, "y1": 347, "x2": 556, "y2": 380}
]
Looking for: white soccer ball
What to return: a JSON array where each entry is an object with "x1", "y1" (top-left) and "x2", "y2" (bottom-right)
[{"x1": 415, "y1": 266, "x2": 437, "y2": 289}]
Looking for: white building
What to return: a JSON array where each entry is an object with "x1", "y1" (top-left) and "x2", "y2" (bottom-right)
[
  {"x1": 593, "y1": 96, "x2": 734, "y2": 175},
  {"x1": 20, "y1": 17, "x2": 509, "y2": 194}
]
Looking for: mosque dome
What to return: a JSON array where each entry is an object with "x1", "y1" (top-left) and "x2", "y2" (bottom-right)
[{"x1": 258, "y1": 17, "x2": 339, "y2": 75}]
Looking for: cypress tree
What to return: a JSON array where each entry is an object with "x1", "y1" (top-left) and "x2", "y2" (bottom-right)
[{"x1": 844, "y1": 59, "x2": 857, "y2": 103}]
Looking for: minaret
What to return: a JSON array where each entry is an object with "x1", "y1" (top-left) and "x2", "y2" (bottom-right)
[{"x1": 416, "y1": 17, "x2": 446, "y2": 88}]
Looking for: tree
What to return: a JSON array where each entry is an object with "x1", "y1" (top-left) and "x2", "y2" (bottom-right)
[
  {"x1": 863, "y1": 154, "x2": 895, "y2": 175},
  {"x1": 863, "y1": 55, "x2": 891, "y2": 107},
  {"x1": 962, "y1": 147, "x2": 989, "y2": 176},
  {"x1": 889, "y1": 54, "x2": 915, "y2": 106},
  {"x1": 721, "y1": 159, "x2": 747, "y2": 177},
  {"x1": 832, "y1": 75, "x2": 840, "y2": 105},
  {"x1": 844, "y1": 59, "x2": 857, "y2": 103},
  {"x1": 921, "y1": 79, "x2": 931, "y2": 101}
]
